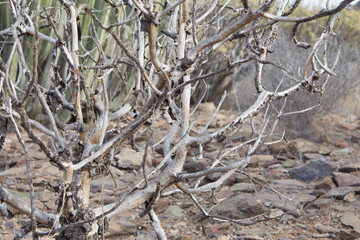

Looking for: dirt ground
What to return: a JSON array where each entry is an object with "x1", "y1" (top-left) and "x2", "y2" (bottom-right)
[{"x1": 0, "y1": 109, "x2": 360, "y2": 240}]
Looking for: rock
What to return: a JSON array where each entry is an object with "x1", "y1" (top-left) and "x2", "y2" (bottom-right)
[
  {"x1": 268, "y1": 138, "x2": 332, "y2": 158},
  {"x1": 315, "y1": 224, "x2": 339, "y2": 234},
  {"x1": 336, "y1": 122, "x2": 358, "y2": 131},
  {"x1": 269, "y1": 209, "x2": 284, "y2": 218},
  {"x1": 331, "y1": 205, "x2": 353, "y2": 212},
  {"x1": 253, "y1": 192, "x2": 299, "y2": 213},
  {"x1": 108, "y1": 166, "x2": 123, "y2": 178},
  {"x1": 197, "y1": 102, "x2": 216, "y2": 114},
  {"x1": 206, "y1": 172, "x2": 222, "y2": 182},
  {"x1": 154, "y1": 199, "x2": 169, "y2": 213},
  {"x1": 314, "y1": 176, "x2": 337, "y2": 190},
  {"x1": 162, "y1": 205, "x2": 185, "y2": 220},
  {"x1": 350, "y1": 201, "x2": 360, "y2": 209},
  {"x1": 311, "y1": 198, "x2": 333, "y2": 209},
  {"x1": 330, "y1": 148, "x2": 356, "y2": 160},
  {"x1": 107, "y1": 219, "x2": 139, "y2": 236},
  {"x1": 215, "y1": 189, "x2": 234, "y2": 200},
  {"x1": 269, "y1": 179, "x2": 307, "y2": 190},
  {"x1": 115, "y1": 147, "x2": 145, "y2": 170},
  {"x1": 350, "y1": 172, "x2": 360, "y2": 178},
  {"x1": 180, "y1": 200, "x2": 193, "y2": 209},
  {"x1": 217, "y1": 236, "x2": 231, "y2": 240},
  {"x1": 304, "y1": 153, "x2": 326, "y2": 160},
  {"x1": 234, "y1": 173, "x2": 250, "y2": 183},
  {"x1": 353, "y1": 187, "x2": 360, "y2": 195},
  {"x1": 288, "y1": 160, "x2": 337, "y2": 181},
  {"x1": 334, "y1": 139, "x2": 350, "y2": 148},
  {"x1": 293, "y1": 193, "x2": 316, "y2": 204},
  {"x1": 238, "y1": 225, "x2": 275, "y2": 237},
  {"x1": 229, "y1": 183, "x2": 256, "y2": 193},
  {"x1": 212, "y1": 194, "x2": 268, "y2": 219},
  {"x1": 210, "y1": 223, "x2": 231, "y2": 231},
  {"x1": 325, "y1": 187, "x2": 354, "y2": 200},
  {"x1": 333, "y1": 172, "x2": 360, "y2": 187},
  {"x1": 339, "y1": 229, "x2": 360, "y2": 240},
  {"x1": 340, "y1": 212, "x2": 360, "y2": 229},
  {"x1": 248, "y1": 155, "x2": 275, "y2": 168},
  {"x1": 331, "y1": 147, "x2": 355, "y2": 155},
  {"x1": 292, "y1": 235, "x2": 309, "y2": 240},
  {"x1": 248, "y1": 172, "x2": 267, "y2": 183},
  {"x1": 282, "y1": 159, "x2": 299, "y2": 168},
  {"x1": 183, "y1": 157, "x2": 210, "y2": 173},
  {"x1": 237, "y1": 235, "x2": 263, "y2": 240},
  {"x1": 344, "y1": 192, "x2": 357, "y2": 203},
  {"x1": 309, "y1": 189, "x2": 327, "y2": 197},
  {"x1": 338, "y1": 164, "x2": 360, "y2": 173}
]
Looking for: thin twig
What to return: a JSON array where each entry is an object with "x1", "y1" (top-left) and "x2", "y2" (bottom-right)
[{"x1": 8, "y1": 111, "x2": 38, "y2": 239}]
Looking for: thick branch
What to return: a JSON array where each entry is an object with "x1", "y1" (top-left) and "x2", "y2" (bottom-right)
[{"x1": 0, "y1": 185, "x2": 56, "y2": 226}]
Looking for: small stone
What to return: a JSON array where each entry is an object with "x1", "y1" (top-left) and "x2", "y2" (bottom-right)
[
  {"x1": 344, "y1": 192, "x2": 357, "y2": 203},
  {"x1": 338, "y1": 164, "x2": 360, "y2": 173},
  {"x1": 339, "y1": 229, "x2": 360, "y2": 240},
  {"x1": 309, "y1": 189, "x2": 327, "y2": 197},
  {"x1": 248, "y1": 155, "x2": 275, "y2": 168},
  {"x1": 292, "y1": 235, "x2": 309, "y2": 240},
  {"x1": 315, "y1": 175, "x2": 337, "y2": 190},
  {"x1": 215, "y1": 189, "x2": 234, "y2": 200},
  {"x1": 331, "y1": 205, "x2": 352, "y2": 212},
  {"x1": 248, "y1": 173, "x2": 266, "y2": 183},
  {"x1": 239, "y1": 225, "x2": 275, "y2": 237},
  {"x1": 289, "y1": 160, "x2": 337, "y2": 181},
  {"x1": 281, "y1": 214, "x2": 294, "y2": 223},
  {"x1": 180, "y1": 201, "x2": 193, "y2": 209},
  {"x1": 312, "y1": 198, "x2": 333, "y2": 209},
  {"x1": 211, "y1": 223, "x2": 231, "y2": 231},
  {"x1": 162, "y1": 205, "x2": 185, "y2": 220},
  {"x1": 269, "y1": 209, "x2": 284, "y2": 218},
  {"x1": 353, "y1": 187, "x2": 360, "y2": 195},
  {"x1": 206, "y1": 172, "x2": 222, "y2": 182},
  {"x1": 293, "y1": 193, "x2": 316, "y2": 204},
  {"x1": 340, "y1": 212, "x2": 360, "y2": 229},
  {"x1": 270, "y1": 179, "x2": 307, "y2": 190},
  {"x1": 269, "y1": 138, "x2": 332, "y2": 158},
  {"x1": 282, "y1": 159, "x2": 299, "y2": 168},
  {"x1": 264, "y1": 202, "x2": 272, "y2": 207},
  {"x1": 106, "y1": 219, "x2": 140, "y2": 237},
  {"x1": 229, "y1": 183, "x2": 256, "y2": 193},
  {"x1": 287, "y1": 209, "x2": 301, "y2": 218},
  {"x1": 325, "y1": 187, "x2": 354, "y2": 200},
  {"x1": 109, "y1": 166, "x2": 123, "y2": 178},
  {"x1": 234, "y1": 173, "x2": 250, "y2": 183},
  {"x1": 154, "y1": 199, "x2": 169, "y2": 213},
  {"x1": 331, "y1": 147, "x2": 355, "y2": 155},
  {"x1": 115, "y1": 148, "x2": 145, "y2": 170},
  {"x1": 314, "y1": 224, "x2": 339, "y2": 234},
  {"x1": 350, "y1": 201, "x2": 360, "y2": 209},
  {"x1": 333, "y1": 172, "x2": 360, "y2": 187},
  {"x1": 212, "y1": 194, "x2": 268, "y2": 219},
  {"x1": 183, "y1": 157, "x2": 210, "y2": 173},
  {"x1": 217, "y1": 236, "x2": 230, "y2": 240},
  {"x1": 253, "y1": 192, "x2": 298, "y2": 213},
  {"x1": 267, "y1": 163, "x2": 284, "y2": 169},
  {"x1": 238, "y1": 235, "x2": 263, "y2": 240},
  {"x1": 336, "y1": 122, "x2": 357, "y2": 131},
  {"x1": 304, "y1": 153, "x2": 326, "y2": 160}
]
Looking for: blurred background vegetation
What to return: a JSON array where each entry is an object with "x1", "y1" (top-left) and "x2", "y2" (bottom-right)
[{"x1": 197, "y1": 2, "x2": 360, "y2": 139}]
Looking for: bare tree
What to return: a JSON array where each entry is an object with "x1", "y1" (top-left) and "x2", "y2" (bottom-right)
[{"x1": 0, "y1": 0, "x2": 355, "y2": 239}]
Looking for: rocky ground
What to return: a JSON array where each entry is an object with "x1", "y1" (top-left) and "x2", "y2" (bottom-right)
[{"x1": 0, "y1": 106, "x2": 360, "y2": 240}]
